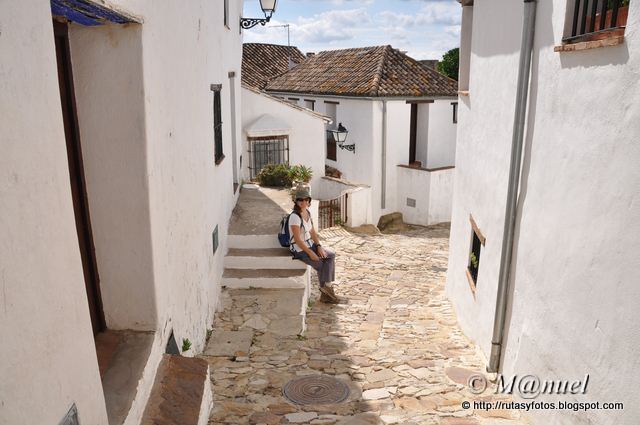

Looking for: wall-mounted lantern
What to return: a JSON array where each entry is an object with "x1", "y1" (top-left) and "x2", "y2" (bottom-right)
[
  {"x1": 240, "y1": 0, "x2": 278, "y2": 29},
  {"x1": 327, "y1": 123, "x2": 355, "y2": 153}
]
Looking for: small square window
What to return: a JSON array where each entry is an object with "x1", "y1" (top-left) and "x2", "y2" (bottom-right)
[
  {"x1": 466, "y1": 215, "x2": 486, "y2": 291},
  {"x1": 468, "y1": 231, "x2": 482, "y2": 285}
]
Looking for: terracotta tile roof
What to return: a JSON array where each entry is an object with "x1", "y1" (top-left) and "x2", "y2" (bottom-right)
[
  {"x1": 242, "y1": 43, "x2": 307, "y2": 90},
  {"x1": 264, "y1": 45, "x2": 458, "y2": 98}
]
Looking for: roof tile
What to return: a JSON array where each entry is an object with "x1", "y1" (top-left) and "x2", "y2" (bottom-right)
[
  {"x1": 242, "y1": 43, "x2": 307, "y2": 90},
  {"x1": 264, "y1": 45, "x2": 458, "y2": 97}
]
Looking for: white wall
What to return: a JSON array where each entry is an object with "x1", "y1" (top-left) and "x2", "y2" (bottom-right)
[
  {"x1": 382, "y1": 100, "x2": 412, "y2": 220},
  {"x1": 69, "y1": 23, "x2": 156, "y2": 331},
  {"x1": 346, "y1": 186, "x2": 374, "y2": 228},
  {"x1": 241, "y1": 88, "x2": 327, "y2": 194},
  {"x1": 396, "y1": 166, "x2": 431, "y2": 226},
  {"x1": 396, "y1": 166, "x2": 454, "y2": 226},
  {"x1": 446, "y1": 1, "x2": 640, "y2": 423},
  {"x1": 110, "y1": 0, "x2": 245, "y2": 356},
  {"x1": 303, "y1": 97, "x2": 377, "y2": 188},
  {"x1": 271, "y1": 95, "x2": 454, "y2": 225},
  {"x1": 2, "y1": 1, "x2": 244, "y2": 423},
  {"x1": 0, "y1": 1, "x2": 108, "y2": 424},
  {"x1": 428, "y1": 168, "x2": 454, "y2": 224},
  {"x1": 426, "y1": 99, "x2": 457, "y2": 169}
]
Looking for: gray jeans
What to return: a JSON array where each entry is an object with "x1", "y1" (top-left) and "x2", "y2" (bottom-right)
[{"x1": 293, "y1": 244, "x2": 336, "y2": 287}]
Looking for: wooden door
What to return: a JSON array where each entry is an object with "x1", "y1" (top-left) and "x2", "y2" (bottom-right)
[{"x1": 54, "y1": 21, "x2": 105, "y2": 335}]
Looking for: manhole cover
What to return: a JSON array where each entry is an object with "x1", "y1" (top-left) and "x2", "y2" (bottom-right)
[{"x1": 283, "y1": 375, "x2": 350, "y2": 405}]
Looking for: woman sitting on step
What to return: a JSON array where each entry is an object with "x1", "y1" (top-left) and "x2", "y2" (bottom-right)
[{"x1": 288, "y1": 185, "x2": 341, "y2": 304}]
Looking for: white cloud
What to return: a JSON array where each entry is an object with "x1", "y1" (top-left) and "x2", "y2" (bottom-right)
[
  {"x1": 243, "y1": 9, "x2": 372, "y2": 47},
  {"x1": 330, "y1": 0, "x2": 374, "y2": 5},
  {"x1": 377, "y1": 2, "x2": 461, "y2": 27},
  {"x1": 243, "y1": 2, "x2": 460, "y2": 60},
  {"x1": 295, "y1": 8, "x2": 372, "y2": 44}
]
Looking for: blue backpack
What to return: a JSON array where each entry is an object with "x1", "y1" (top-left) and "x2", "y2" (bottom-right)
[{"x1": 278, "y1": 210, "x2": 312, "y2": 248}]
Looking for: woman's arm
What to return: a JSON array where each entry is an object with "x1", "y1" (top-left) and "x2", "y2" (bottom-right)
[
  {"x1": 291, "y1": 225, "x2": 319, "y2": 261},
  {"x1": 310, "y1": 228, "x2": 327, "y2": 258}
]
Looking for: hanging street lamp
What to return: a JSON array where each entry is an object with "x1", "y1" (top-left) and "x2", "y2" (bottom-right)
[{"x1": 240, "y1": 0, "x2": 278, "y2": 30}]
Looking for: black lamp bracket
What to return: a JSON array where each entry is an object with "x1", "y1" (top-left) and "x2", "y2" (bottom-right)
[{"x1": 240, "y1": 16, "x2": 271, "y2": 29}]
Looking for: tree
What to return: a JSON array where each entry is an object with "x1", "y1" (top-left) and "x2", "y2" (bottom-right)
[{"x1": 437, "y1": 48, "x2": 459, "y2": 81}]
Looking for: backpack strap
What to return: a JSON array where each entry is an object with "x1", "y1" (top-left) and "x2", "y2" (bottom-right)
[{"x1": 289, "y1": 210, "x2": 313, "y2": 251}]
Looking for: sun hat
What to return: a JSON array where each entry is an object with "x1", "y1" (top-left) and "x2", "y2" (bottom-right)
[{"x1": 293, "y1": 184, "x2": 311, "y2": 201}]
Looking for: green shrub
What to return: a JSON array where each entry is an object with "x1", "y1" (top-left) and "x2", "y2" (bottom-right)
[
  {"x1": 181, "y1": 338, "x2": 192, "y2": 352},
  {"x1": 257, "y1": 163, "x2": 293, "y2": 187},
  {"x1": 288, "y1": 165, "x2": 313, "y2": 184}
]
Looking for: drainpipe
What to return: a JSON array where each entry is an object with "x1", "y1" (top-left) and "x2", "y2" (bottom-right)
[
  {"x1": 488, "y1": 0, "x2": 537, "y2": 374},
  {"x1": 381, "y1": 100, "x2": 388, "y2": 210}
]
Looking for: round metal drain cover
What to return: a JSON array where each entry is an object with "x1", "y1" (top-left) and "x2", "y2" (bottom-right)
[{"x1": 283, "y1": 375, "x2": 350, "y2": 405}]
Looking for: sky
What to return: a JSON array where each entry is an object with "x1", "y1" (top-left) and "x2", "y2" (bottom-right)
[{"x1": 241, "y1": 0, "x2": 461, "y2": 61}]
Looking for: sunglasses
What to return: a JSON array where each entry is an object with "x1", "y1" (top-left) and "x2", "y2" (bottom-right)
[{"x1": 296, "y1": 198, "x2": 312, "y2": 202}]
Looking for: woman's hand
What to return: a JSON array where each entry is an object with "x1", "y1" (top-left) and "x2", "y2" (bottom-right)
[
  {"x1": 317, "y1": 246, "x2": 327, "y2": 258},
  {"x1": 309, "y1": 251, "x2": 320, "y2": 262}
]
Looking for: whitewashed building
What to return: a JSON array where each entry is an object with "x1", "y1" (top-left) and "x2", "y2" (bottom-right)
[
  {"x1": 447, "y1": 0, "x2": 639, "y2": 423},
  {"x1": 1, "y1": 0, "x2": 246, "y2": 423},
  {"x1": 265, "y1": 45, "x2": 459, "y2": 226},
  {"x1": 241, "y1": 43, "x2": 329, "y2": 193}
]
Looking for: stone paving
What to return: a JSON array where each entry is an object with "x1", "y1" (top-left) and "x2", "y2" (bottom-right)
[{"x1": 201, "y1": 224, "x2": 529, "y2": 425}]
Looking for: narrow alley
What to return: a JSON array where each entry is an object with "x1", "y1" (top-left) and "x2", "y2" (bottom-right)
[{"x1": 203, "y1": 224, "x2": 527, "y2": 425}]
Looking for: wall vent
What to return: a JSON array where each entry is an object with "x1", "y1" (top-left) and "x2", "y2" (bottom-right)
[{"x1": 406, "y1": 198, "x2": 416, "y2": 207}]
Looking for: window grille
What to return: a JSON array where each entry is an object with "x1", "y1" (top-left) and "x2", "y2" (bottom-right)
[
  {"x1": 247, "y1": 136, "x2": 289, "y2": 178},
  {"x1": 211, "y1": 84, "x2": 224, "y2": 164},
  {"x1": 564, "y1": 0, "x2": 630, "y2": 43}
]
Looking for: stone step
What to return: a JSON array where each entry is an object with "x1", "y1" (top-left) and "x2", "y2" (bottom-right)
[
  {"x1": 227, "y1": 234, "x2": 282, "y2": 250},
  {"x1": 141, "y1": 355, "x2": 211, "y2": 425},
  {"x1": 221, "y1": 267, "x2": 309, "y2": 289},
  {"x1": 224, "y1": 248, "x2": 306, "y2": 270},
  {"x1": 222, "y1": 288, "x2": 308, "y2": 336}
]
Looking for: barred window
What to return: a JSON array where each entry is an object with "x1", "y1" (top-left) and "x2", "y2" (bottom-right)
[
  {"x1": 563, "y1": 0, "x2": 630, "y2": 44},
  {"x1": 211, "y1": 84, "x2": 224, "y2": 164}
]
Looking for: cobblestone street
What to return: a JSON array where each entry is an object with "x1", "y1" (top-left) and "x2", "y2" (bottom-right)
[{"x1": 203, "y1": 224, "x2": 528, "y2": 425}]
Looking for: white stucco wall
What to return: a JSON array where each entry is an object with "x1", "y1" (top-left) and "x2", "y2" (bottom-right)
[
  {"x1": 241, "y1": 88, "x2": 327, "y2": 193},
  {"x1": 446, "y1": 1, "x2": 640, "y2": 423},
  {"x1": 396, "y1": 166, "x2": 431, "y2": 226},
  {"x1": 396, "y1": 166, "x2": 454, "y2": 226},
  {"x1": 346, "y1": 186, "x2": 374, "y2": 228},
  {"x1": 69, "y1": 23, "x2": 157, "y2": 331},
  {"x1": 105, "y1": 0, "x2": 245, "y2": 357},
  {"x1": 426, "y1": 99, "x2": 457, "y2": 169},
  {"x1": 0, "y1": 1, "x2": 108, "y2": 424},
  {"x1": 269, "y1": 94, "x2": 454, "y2": 225},
  {"x1": 314, "y1": 97, "x2": 378, "y2": 188},
  {"x1": 3, "y1": 0, "x2": 244, "y2": 423},
  {"x1": 427, "y1": 168, "x2": 454, "y2": 224}
]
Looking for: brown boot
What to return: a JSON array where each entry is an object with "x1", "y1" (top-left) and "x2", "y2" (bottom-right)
[
  {"x1": 320, "y1": 292, "x2": 339, "y2": 304},
  {"x1": 319, "y1": 285, "x2": 340, "y2": 303}
]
